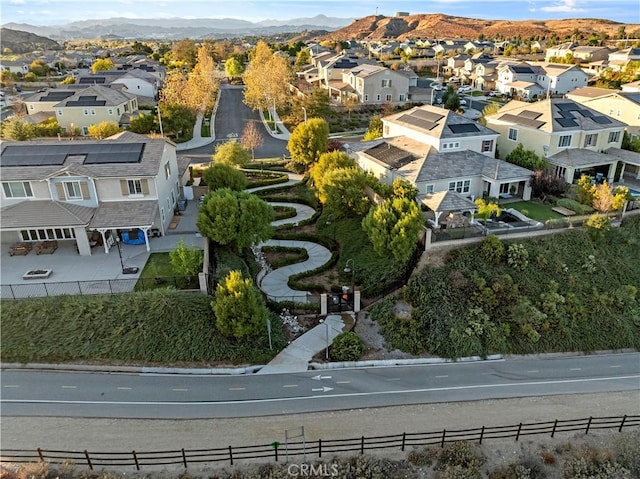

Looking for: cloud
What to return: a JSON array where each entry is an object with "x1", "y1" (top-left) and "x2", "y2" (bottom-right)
[
  {"x1": 539, "y1": 0, "x2": 585, "y2": 13},
  {"x1": 9, "y1": 0, "x2": 26, "y2": 4}
]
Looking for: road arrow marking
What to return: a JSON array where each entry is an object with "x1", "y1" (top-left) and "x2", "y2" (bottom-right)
[
  {"x1": 312, "y1": 375, "x2": 332, "y2": 381},
  {"x1": 312, "y1": 387, "x2": 334, "y2": 393}
]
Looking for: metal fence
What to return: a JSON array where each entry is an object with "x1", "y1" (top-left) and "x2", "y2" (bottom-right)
[
  {"x1": 0, "y1": 276, "x2": 201, "y2": 300},
  {"x1": 2, "y1": 415, "x2": 636, "y2": 471}
]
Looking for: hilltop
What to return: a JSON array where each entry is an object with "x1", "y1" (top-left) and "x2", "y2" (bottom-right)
[
  {"x1": 0, "y1": 28, "x2": 62, "y2": 53},
  {"x1": 321, "y1": 14, "x2": 639, "y2": 41}
]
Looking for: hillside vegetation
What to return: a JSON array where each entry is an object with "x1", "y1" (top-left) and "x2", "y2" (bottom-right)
[
  {"x1": 323, "y1": 13, "x2": 639, "y2": 42},
  {"x1": 372, "y1": 215, "x2": 640, "y2": 358},
  {"x1": 0, "y1": 28, "x2": 62, "y2": 53}
]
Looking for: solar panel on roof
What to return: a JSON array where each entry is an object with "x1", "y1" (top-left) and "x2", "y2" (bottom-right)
[
  {"x1": 448, "y1": 123, "x2": 480, "y2": 134},
  {"x1": 1, "y1": 142, "x2": 146, "y2": 167},
  {"x1": 519, "y1": 110, "x2": 542, "y2": 120},
  {"x1": 556, "y1": 103, "x2": 578, "y2": 111},
  {"x1": 78, "y1": 77, "x2": 106, "y2": 84},
  {"x1": 498, "y1": 113, "x2": 545, "y2": 129},
  {"x1": 83, "y1": 142, "x2": 145, "y2": 164},
  {"x1": 512, "y1": 66, "x2": 534, "y2": 73},
  {"x1": 557, "y1": 118, "x2": 578, "y2": 127},
  {"x1": 411, "y1": 109, "x2": 444, "y2": 123},
  {"x1": 398, "y1": 114, "x2": 438, "y2": 131},
  {"x1": 592, "y1": 116, "x2": 612, "y2": 124},
  {"x1": 1, "y1": 145, "x2": 68, "y2": 167},
  {"x1": 576, "y1": 109, "x2": 595, "y2": 118}
]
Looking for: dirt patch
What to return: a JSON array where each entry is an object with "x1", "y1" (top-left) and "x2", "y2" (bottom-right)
[{"x1": 262, "y1": 249, "x2": 302, "y2": 267}]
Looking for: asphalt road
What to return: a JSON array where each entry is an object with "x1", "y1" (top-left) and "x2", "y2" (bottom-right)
[
  {"x1": 2, "y1": 353, "x2": 638, "y2": 419},
  {"x1": 180, "y1": 83, "x2": 288, "y2": 163}
]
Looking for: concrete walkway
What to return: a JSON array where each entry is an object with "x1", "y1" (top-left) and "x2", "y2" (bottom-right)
[
  {"x1": 257, "y1": 314, "x2": 347, "y2": 374},
  {"x1": 175, "y1": 112, "x2": 216, "y2": 151}
]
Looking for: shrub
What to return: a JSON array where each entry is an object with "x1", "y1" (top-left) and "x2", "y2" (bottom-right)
[
  {"x1": 562, "y1": 445, "x2": 631, "y2": 479},
  {"x1": 407, "y1": 447, "x2": 438, "y2": 466},
  {"x1": 614, "y1": 429, "x2": 640, "y2": 477},
  {"x1": 330, "y1": 331, "x2": 366, "y2": 361},
  {"x1": 585, "y1": 213, "x2": 611, "y2": 231},
  {"x1": 436, "y1": 441, "x2": 486, "y2": 471},
  {"x1": 480, "y1": 234, "x2": 505, "y2": 264},
  {"x1": 556, "y1": 198, "x2": 594, "y2": 215},
  {"x1": 507, "y1": 243, "x2": 529, "y2": 271}
]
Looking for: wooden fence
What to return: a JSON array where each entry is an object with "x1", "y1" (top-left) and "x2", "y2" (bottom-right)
[{"x1": 1, "y1": 415, "x2": 637, "y2": 471}]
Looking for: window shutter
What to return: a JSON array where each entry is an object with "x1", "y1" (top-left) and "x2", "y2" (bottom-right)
[
  {"x1": 56, "y1": 183, "x2": 65, "y2": 200},
  {"x1": 80, "y1": 182, "x2": 90, "y2": 199},
  {"x1": 120, "y1": 180, "x2": 128, "y2": 196},
  {"x1": 141, "y1": 179, "x2": 149, "y2": 195}
]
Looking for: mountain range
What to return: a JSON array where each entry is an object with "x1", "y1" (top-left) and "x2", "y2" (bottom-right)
[{"x1": 0, "y1": 15, "x2": 353, "y2": 40}]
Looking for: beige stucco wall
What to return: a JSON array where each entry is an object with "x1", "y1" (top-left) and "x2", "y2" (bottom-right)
[
  {"x1": 360, "y1": 70, "x2": 410, "y2": 104},
  {"x1": 569, "y1": 95, "x2": 640, "y2": 128},
  {"x1": 56, "y1": 105, "x2": 125, "y2": 134}
]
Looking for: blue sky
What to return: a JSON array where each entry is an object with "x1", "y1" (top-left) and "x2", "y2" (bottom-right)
[{"x1": 1, "y1": 0, "x2": 638, "y2": 25}]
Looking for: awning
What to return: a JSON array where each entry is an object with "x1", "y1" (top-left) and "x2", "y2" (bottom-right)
[{"x1": 89, "y1": 200, "x2": 158, "y2": 229}]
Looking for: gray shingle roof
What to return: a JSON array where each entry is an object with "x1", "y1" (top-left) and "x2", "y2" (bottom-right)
[
  {"x1": 547, "y1": 148, "x2": 618, "y2": 168},
  {"x1": 0, "y1": 200, "x2": 95, "y2": 229},
  {"x1": 55, "y1": 84, "x2": 136, "y2": 108},
  {"x1": 419, "y1": 191, "x2": 477, "y2": 212},
  {"x1": 89, "y1": 200, "x2": 157, "y2": 229},
  {"x1": 605, "y1": 147, "x2": 640, "y2": 167}
]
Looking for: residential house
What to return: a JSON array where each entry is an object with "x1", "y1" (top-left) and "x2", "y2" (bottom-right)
[
  {"x1": 545, "y1": 43, "x2": 609, "y2": 63},
  {"x1": 110, "y1": 68, "x2": 160, "y2": 100},
  {"x1": 531, "y1": 63, "x2": 589, "y2": 96},
  {"x1": 0, "y1": 59, "x2": 30, "y2": 75},
  {"x1": 24, "y1": 89, "x2": 78, "y2": 115},
  {"x1": 485, "y1": 98, "x2": 627, "y2": 184},
  {"x1": 347, "y1": 104, "x2": 533, "y2": 204},
  {"x1": 545, "y1": 42, "x2": 576, "y2": 62},
  {"x1": 607, "y1": 47, "x2": 640, "y2": 71},
  {"x1": 444, "y1": 54, "x2": 470, "y2": 77},
  {"x1": 496, "y1": 63, "x2": 545, "y2": 99},
  {"x1": 341, "y1": 63, "x2": 411, "y2": 104},
  {"x1": 54, "y1": 84, "x2": 139, "y2": 135},
  {"x1": 0, "y1": 132, "x2": 180, "y2": 256}
]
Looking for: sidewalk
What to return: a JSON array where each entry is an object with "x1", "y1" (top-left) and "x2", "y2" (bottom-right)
[
  {"x1": 257, "y1": 313, "x2": 347, "y2": 374},
  {"x1": 260, "y1": 107, "x2": 291, "y2": 141},
  {"x1": 175, "y1": 112, "x2": 216, "y2": 151}
]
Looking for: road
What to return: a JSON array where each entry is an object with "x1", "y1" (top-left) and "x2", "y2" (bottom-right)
[
  {"x1": 1, "y1": 353, "x2": 638, "y2": 419},
  {"x1": 179, "y1": 83, "x2": 288, "y2": 162}
]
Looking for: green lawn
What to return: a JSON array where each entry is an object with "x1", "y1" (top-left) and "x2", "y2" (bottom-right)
[
  {"x1": 135, "y1": 252, "x2": 199, "y2": 291},
  {"x1": 505, "y1": 201, "x2": 564, "y2": 222}
]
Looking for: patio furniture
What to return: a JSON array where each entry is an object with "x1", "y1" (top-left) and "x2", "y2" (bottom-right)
[
  {"x1": 35, "y1": 240, "x2": 58, "y2": 255},
  {"x1": 9, "y1": 242, "x2": 32, "y2": 256}
]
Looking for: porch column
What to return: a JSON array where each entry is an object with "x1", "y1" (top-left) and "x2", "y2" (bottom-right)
[
  {"x1": 522, "y1": 182, "x2": 532, "y2": 201},
  {"x1": 607, "y1": 162, "x2": 617, "y2": 183},
  {"x1": 74, "y1": 227, "x2": 91, "y2": 256},
  {"x1": 99, "y1": 229, "x2": 109, "y2": 254},
  {"x1": 619, "y1": 162, "x2": 626, "y2": 182},
  {"x1": 434, "y1": 210, "x2": 444, "y2": 227},
  {"x1": 141, "y1": 227, "x2": 151, "y2": 252}
]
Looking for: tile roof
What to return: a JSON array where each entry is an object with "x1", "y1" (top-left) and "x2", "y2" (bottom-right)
[
  {"x1": 547, "y1": 148, "x2": 618, "y2": 168},
  {"x1": 54, "y1": 84, "x2": 136, "y2": 108},
  {"x1": 604, "y1": 147, "x2": 640, "y2": 167},
  {"x1": 89, "y1": 200, "x2": 157, "y2": 229},
  {"x1": 419, "y1": 190, "x2": 477, "y2": 212},
  {"x1": 567, "y1": 87, "x2": 617, "y2": 99},
  {"x1": 0, "y1": 200, "x2": 95, "y2": 229}
]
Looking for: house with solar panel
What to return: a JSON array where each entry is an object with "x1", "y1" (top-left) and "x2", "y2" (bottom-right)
[
  {"x1": 0, "y1": 132, "x2": 179, "y2": 256},
  {"x1": 485, "y1": 98, "x2": 628, "y2": 184},
  {"x1": 495, "y1": 62, "x2": 589, "y2": 99},
  {"x1": 346, "y1": 104, "x2": 535, "y2": 209},
  {"x1": 52, "y1": 84, "x2": 139, "y2": 136}
]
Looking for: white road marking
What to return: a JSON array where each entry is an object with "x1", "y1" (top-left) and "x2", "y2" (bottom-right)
[
  {"x1": 570, "y1": 368, "x2": 582, "y2": 371},
  {"x1": 228, "y1": 387, "x2": 245, "y2": 391},
  {"x1": 117, "y1": 387, "x2": 132, "y2": 390},
  {"x1": 435, "y1": 375, "x2": 448, "y2": 378},
  {"x1": 336, "y1": 381, "x2": 350, "y2": 384},
  {"x1": 3, "y1": 385, "x2": 20, "y2": 388},
  {"x1": 61, "y1": 386, "x2": 77, "y2": 389},
  {"x1": 172, "y1": 388, "x2": 188, "y2": 392},
  {"x1": 387, "y1": 378, "x2": 401, "y2": 381},
  {"x1": 610, "y1": 365, "x2": 621, "y2": 368},
  {"x1": 283, "y1": 384, "x2": 298, "y2": 388},
  {"x1": 527, "y1": 370, "x2": 539, "y2": 373}
]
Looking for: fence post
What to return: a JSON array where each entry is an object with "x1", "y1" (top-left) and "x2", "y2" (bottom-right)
[
  {"x1": 37, "y1": 448, "x2": 44, "y2": 463},
  {"x1": 551, "y1": 419, "x2": 558, "y2": 438},
  {"x1": 43, "y1": 282, "x2": 49, "y2": 296},
  {"x1": 274, "y1": 445, "x2": 278, "y2": 462},
  {"x1": 515, "y1": 423, "x2": 522, "y2": 441},
  {"x1": 479, "y1": 426, "x2": 485, "y2": 445},
  {"x1": 318, "y1": 438, "x2": 322, "y2": 458},
  {"x1": 360, "y1": 436, "x2": 365, "y2": 455},
  {"x1": 619, "y1": 415, "x2": 627, "y2": 432},
  {"x1": 77, "y1": 281, "x2": 82, "y2": 295},
  {"x1": 585, "y1": 416, "x2": 592, "y2": 435},
  {"x1": 181, "y1": 448, "x2": 187, "y2": 468},
  {"x1": 401, "y1": 432, "x2": 406, "y2": 451},
  {"x1": 441, "y1": 429, "x2": 446, "y2": 448},
  {"x1": 84, "y1": 450, "x2": 93, "y2": 470},
  {"x1": 132, "y1": 450, "x2": 140, "y2": 471},
  {"x1": 228, "y1": 445, "x2": 233, "y2": 466},
  {"x1": 109, "y1": 279, "x2": 113, "y2": 294}
]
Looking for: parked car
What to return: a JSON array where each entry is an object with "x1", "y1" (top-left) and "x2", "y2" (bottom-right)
[
  {"x1": 459, "y1": 98, "x2": 467, "y2": 106},
  {"x1": 430, "y1": 82, "x2": 443, "y2": 91},
  {"x1": 488, "y1": 90, "x2": 502, "y2": 97},
  {"x1": 458, "y1": 85, "x2": 472, "y2": 93}
]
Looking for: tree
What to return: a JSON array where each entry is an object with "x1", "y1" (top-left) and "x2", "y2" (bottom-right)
[
  {"x1": 91, "y1": 58, "x2": 114, "y2": 74},
  {"x1": 612, "y1": 185, "x2": 631, "y2": 211},
  {"x1": 294, "y1": 49, "x2": 311, "y2": 67},
  {"x1": 342, "y1": 95, "x2": 359, "y2": 120},
  {"x1": 240, "y1": 121, "x2": 264, "y2": 160},
  {"x1": 61, "y1": 76, "x2": 75, "y2": 84},
  {"x1": 505, "y1": 143, "x2": 546, "y2": 170},
  {"x1": 29, "y1": 59, "x2": 49, "y2": 77},
  {"x1": 363, "y1": 115, "x2": 383, "y2": 140},
  {"x1": 212, "y1": 140, "x2": 251, "y2": 167},
  {"x1": 442, "y1": 86, "x2": 461, "y2": 111},
  {"x1": 577, "y1": 175, "x2": 597, "y2": 205},
  {"x1": 202, "y1": 163, "x2": 247, "y2": 191},
  {"x1": 593, "y1": 181, "x2": 614, "y2": 213},
  {"x1": 129, "y1": 111, "x2": 158, "y2": 134},
  {"x1": 171, "y1": 39, "x2": 197, "y2": 69},
  {"x1": 287, "y1": 117, "x2": 329, "y2": 169},
  {"x1": 87, "y1": 121, "x2": 121, "y2": 139},
  {"x1": 323, "y1": 167, "x2": 371, "y2": 218},
  {"x1": 289, "y1": 87, "x2": 331, "y2": 125},
  {"x1": 475, "y1": 198, "x2": 501, "y2": 219},
  {"x1": 478, "y1": 102, "x2": 500, "y2": 126},
  {"x1": 212, "y1": 270, "x2": 268, "y2": 339},
  {"x1": 224, "y1": 57, "x2": 244, "y2": 81},
  {"x1": 197, "y1": 189, "x2": 274, "y2": 252},
  {"x1": 529, "y1": 170, "x2": 567, "y2": 198},
  {"x1": 391, "y1": 178, "x2": 418, "y2": 200},
  {"x1": 169, "y1": 239, "x2": 204, "y2": 277},
  {"x1": 1, "y1": 119, "x2": 36, "y2": 140},
  {"x1": 362, "y1": 197, "x2": 423, "y2": 262},
  {"x1": 310, "y1": 150, "x2": 355, "y2": 202},
  {"x1": 243, "y1": 41, "x2": 292, "y2": 114}
]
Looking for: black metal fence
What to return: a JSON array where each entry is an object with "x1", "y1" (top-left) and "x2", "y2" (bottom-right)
[
  {"x1": 2, "y1": 415, "x2": 636, "y2": 471},
  {"x1": 0, "y1": 276, "x2": 202, "y2": 300}
]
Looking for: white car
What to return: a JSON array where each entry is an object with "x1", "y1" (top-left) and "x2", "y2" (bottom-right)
[
  {"x1": 459, "y1": 98, "x2": 467, "y2": 106},
  {"x1": 488, "y1": 90, "x2": 502, "y2": 97},
  {"x1": 430, "y1": 82, "x2": 443, "y2": 91},
  {"x1": 458, "y1": 85, "x2": 472, "y2": 93}
]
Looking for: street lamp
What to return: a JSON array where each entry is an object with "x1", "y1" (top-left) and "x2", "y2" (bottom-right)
[
  {"x1": 343, "y1": 258, "x2": 355, "y2": 293},
  {"x1": 325, "y1": 213, "x2": 336, "y2": 242},
  {"x1": 319, "y1": 318, "x2": 329, "y2": 359}
]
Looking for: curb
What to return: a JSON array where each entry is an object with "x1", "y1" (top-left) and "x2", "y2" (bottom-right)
[{"x1": 309, "y1": 354, "x2": 504, "y2": 370}]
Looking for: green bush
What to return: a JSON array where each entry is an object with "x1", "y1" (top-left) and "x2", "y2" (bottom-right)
[
  {"x1": 330, "y1": 331, "x2": 366, "y2": 361},
  {"x1": 557, "y1": 198, "x2": 594, "y2": 215},
  {"x1": 585, "y1": 213, "x2": 611, "y2": 231},
  {"x1": 480, "y1": 234, "x2": 505, "y2": 264},
  {"x1": 436, "y1": 441, "x2": 486, "y2": 471},
  {"x1": 507, "y1": 243, "x2": 529, "y2": 271},
  {"x1": 562, "y1": 445, "x2": 631, "y2": 479}
]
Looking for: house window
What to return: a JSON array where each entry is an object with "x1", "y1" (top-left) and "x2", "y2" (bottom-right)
[
  {"x1": 64, "y1": 181, "x2": 82, "y2": 199},
  {"x1": 160, "y1": 207, "x2": 165, "y2": 224},
  {"x1": 29, "y1": 104, "x2": 34, "y2": 110},
  {"x1": 482, "y1": 139, "x2": 494, "y2": 152},
  {"x1": 164, "y1": 162, "x2": 171, "y2": 179},
  {"x1": 555, "y1": 166, "x2": 566, "y2": 178},
  {"x1": 584, "y1": 134, "x2": 598, "y2": 147},
  {"x1": 20, "y1": 228, "x2": 75, "y2": 241},
  {"x1": 382, "y1": 79, "x2": 392, "y2": 87},
  {"x1": 364, "y1": 95, "x2": 368, "y2": 102},
  {"x1": 90, "y1": 109, "x2": 96, "y2": 115},
  {"x1": 442, "y1": 142, "x2": 460, "y2": 150},
  {"x1": 448, "y1": 179, "x2": 471, "y2": 194},
  {"x1": 3, "y1": 181, "x2": 33, "y2": 198},
  {"x1": 108, "y1": 108, "x2": 113, "y2": 115},
  {"x1": 500, "y1": 183, "x2": 510, "y2": 194},
  {"x1": 608, "y1": 131, "x2": 621, "y2": 143},
  {"x1": 128, "y1": 179, "x2": 143, "y2": 195},
  {"x1": 399, "y1": 94, "x2": 406, "y2": 101},
  {"x1": 384, "y1": 125, "x2": 390, "y2": 135},
  {"x1": 82, "y1": 127, "x2": 88, "y2": 135},
  {"x1": 508, "y1": 128, "x2": 518, "y2": 141},
  {"x1": 386, "y1": 94, "x2": 392, "y2": 102},
  {"x1": 57, "y1": 110, "x2": 63, "y2": 116},
  {"x1": 376, "y1": 94, "x2": 381, "y2": 101},
  {"x1": 117, "y1": 108, "x2": 121, "y2": 115},
  {"x1": 425, "y1": 184, "x2": 434, "y2": 194},
  {"x1": 558, "y1": 135, "x2": 572, "y2": 147},
  {"x1": 83, "y1": 109, "x2": 89, "y2": 115}
]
